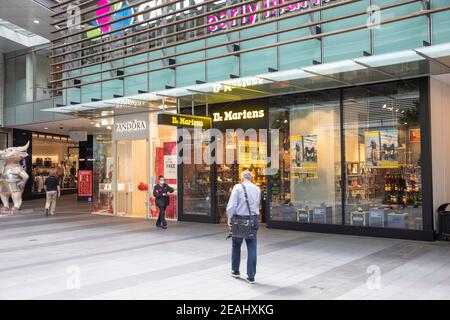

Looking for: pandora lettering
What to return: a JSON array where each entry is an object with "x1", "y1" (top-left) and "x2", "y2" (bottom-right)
[{"x1": 115, "y1": 120, "x2": 147, "y2": 132}]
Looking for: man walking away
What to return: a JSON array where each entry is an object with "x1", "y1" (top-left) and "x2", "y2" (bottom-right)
[
  {"x1": 153, "y1": 176, "x2": 174, "y2": 229},
  {"x1": 227, "y1": 170, "x2": 261, "y2": 284},
  {"x1": 44, "y1": 169, "x2": 60, "y2": 216}
]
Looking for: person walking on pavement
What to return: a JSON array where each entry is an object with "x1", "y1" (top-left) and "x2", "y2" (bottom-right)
[
  {"x1": 44, "y1": 169, "x2": 60, "y2": 216},
  {"x1": 227, "y1": 170, "x2": 261, "y2": 284},
  {"x1": 153, "y1": 176, "x2": 174, "y2": 229}
]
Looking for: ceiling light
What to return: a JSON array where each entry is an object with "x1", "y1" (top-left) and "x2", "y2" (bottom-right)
[
  {"x1": 382, "y1": 104, "x2": 387, "y2": 109},
  {"x1": 44, "y1": 127, "x2": 48, "y2": 129},
  {"x1": 33, "y1": 20, "x2": 40, "y2": 24}
]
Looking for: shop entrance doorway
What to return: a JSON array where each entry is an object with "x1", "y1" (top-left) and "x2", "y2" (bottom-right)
[
  {"x1": 216, "y1": 131, "x2": 268, "y2": 224},
  {"x1": 113, "y1": 113, "x2": 178, "y2": 220},
  {"x1": 116, "y1": 139, "x2": 148, "y2": 218}
]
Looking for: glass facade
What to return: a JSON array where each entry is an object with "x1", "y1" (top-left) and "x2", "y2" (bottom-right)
[
  {"x1": 50, "y1": 0, "x2": 449, "y2": 106},
  {"x1": 270, "y1": 90, "x2": 342, "y2": 224},
  {"x1": 92, "y1": 134, "x2": 113, "y2": 215},
  {"x1": 343, "y1": 82, "x2": 422, "y2": 230},
  {"x1": 269, "y1": 80, "x2": 423, "y2": 230}
]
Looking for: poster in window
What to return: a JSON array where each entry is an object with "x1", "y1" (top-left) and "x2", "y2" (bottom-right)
[
  {"x1": 302, "y1": 135, "x2": 318, "y2": 167},
  {"x1": 163, "y1": 141, "x2": 177, "y2": 185},
  {"x1": 409, "y1": 128, "x2": 421, "y2": 143},
  {"x1": 380, "y1": 129, "x2": 398, "y2": 168},
  {"x1": 291, "y1": 135, "x2": 303, "y2": 168},
  {"x1": 78, "y1": 170, "x2": 93, "y2": 197},
  {"x1": 365, "y1": 131, "x2": 381, "y2": 167}
]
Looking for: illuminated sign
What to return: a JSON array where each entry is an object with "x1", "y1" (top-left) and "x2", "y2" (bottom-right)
[
  {"x1": 114, "y1": 120, "x2": 147, "y2": 132},
  {"x1": 213, "y1": 77, "x2": 265, "y2": 93},
  {"x1": 212, "y1": 109, "x2": 265, "y2": 122},
  {"x1": 158, "y1": 113, "x2": 212, "y2": 129},
  {"x1": 207, "y1": 0, "x2": 334, "y2": 32},
  {"x1": 80, "y1": 0, "x2": 334, "y2": 38},
  {"x1": 87, "y1": 1, "x2": 134, "y2": 38},
  {"x1": 85, "y1": 0, "x2": 205, "y2": 38}
]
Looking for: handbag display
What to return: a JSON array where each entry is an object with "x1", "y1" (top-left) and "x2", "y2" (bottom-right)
[{"x1": 231, "y1": 184, "x2": 256, "y2": 240}]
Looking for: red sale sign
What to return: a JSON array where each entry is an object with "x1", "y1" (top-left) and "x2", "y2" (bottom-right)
[{"x1": 78, "y1": 170, "x2": 93, "y2": 197}]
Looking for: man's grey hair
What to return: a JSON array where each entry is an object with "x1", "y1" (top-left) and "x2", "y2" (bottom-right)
[{"x1": 241, "y1": 169, "x2": 253, "y2": 181}]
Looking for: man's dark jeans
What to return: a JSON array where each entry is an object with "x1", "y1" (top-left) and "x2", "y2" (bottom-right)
[
  {"x1": 156, "y1": 206, "x2": 167, "y2": 227},
  {"x1": 231, "y1": 215, "x2": 259, "y2": 279}
]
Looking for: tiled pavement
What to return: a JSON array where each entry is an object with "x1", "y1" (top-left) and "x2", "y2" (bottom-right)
[{"x1": 1, "y1": 195, "x2": 450, "y2": 300}]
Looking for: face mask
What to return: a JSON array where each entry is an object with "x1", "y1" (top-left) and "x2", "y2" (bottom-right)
[{"x1": 159, "y1": 180, "x2": 164, "y2": 185}]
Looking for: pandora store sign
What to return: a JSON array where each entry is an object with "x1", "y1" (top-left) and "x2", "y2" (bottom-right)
[
  {"x1": 112, "y1": 113, "x2": 149, "y2": 141},
  {"x1": 115, "y1": 120, "x2": 147, "y2": 132}
]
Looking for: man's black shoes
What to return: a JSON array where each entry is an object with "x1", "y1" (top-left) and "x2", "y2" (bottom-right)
[
  {"x1": 231, "y1": 271, "x2": 240, "y2": 278},
  {"x1": 246, "y1": 277, "x2": 255, "y2": 284}
]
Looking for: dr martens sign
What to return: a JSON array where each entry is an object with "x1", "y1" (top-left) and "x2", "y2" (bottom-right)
[
  {"x1": 158, "y1": 113, "x2": 212, "y2": 129},
  {"x1": 212, "y1": 109, "x2": 265, "y2": 122},
  {"x1": 212, "y1": 101, "x2": 268, "y2": 129}
]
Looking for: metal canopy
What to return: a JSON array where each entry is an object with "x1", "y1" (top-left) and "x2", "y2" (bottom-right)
[{"x1": 43, "y1": 43, "x2": 450, "y2": 119}]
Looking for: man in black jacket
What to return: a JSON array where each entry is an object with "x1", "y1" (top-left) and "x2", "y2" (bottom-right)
[{"x1": 153, "y1": 176, "x2": 174, "y2": 229}]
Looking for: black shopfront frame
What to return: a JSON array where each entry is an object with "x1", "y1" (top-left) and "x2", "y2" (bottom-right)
[
  {"x1": 268, "y1": 77, "x2": 435, "y2": 241},
  {"x1": 178, "y1": 77, "x2": 435, "y2": 241}
]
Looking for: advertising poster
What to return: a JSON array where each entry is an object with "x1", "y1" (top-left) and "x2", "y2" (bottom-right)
[
  {"x1": 237, "y1": 139, "x2": 266, "y2": 165},
  {"x1": 380, "y1": 129, "x2": 398, "y2": 168},
  {"x1": 290, "y1": 134, "x2": 319, "y2": 180},
  {"x1": 302, "y1": 135, "x2": 318, "y2": 168},
  {"x1": 409, "y1": 128, "x2": 421, "y2": 143},
  {"x1": 163, "y1": 142, "x2": 177, "y2": 184},
  {"x1": 78, "y1": 170, "x2": 93, "y2": 197},
  {"x1": 365, "y1": 131, "x2": 381, "y2": 167},
  {"x1": 291, "y1": 135, "x2": 303, "y2": 168}
]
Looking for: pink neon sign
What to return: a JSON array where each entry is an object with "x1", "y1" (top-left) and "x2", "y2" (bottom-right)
[{"x1": 207, "y1": 0, "x2": 333, "y2": 32}]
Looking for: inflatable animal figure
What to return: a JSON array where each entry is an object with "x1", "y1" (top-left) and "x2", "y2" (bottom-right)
[{"x1": 0, "y1": 142, "x2": 30, "y2": 212}]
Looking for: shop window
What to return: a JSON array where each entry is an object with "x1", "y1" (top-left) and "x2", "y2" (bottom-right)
[
  {"x1": 92, "y1": 134, "x2": 113, "y2": 215},
  {"x1": 180, "y1": 107, "x2": 212, "y2": 217},
  {"x1": 149, "y1": 114, "x2": 178, "y2": 221},
  {"x1": 269, "y1": 91, "x2": 342, "y2": 224},
  {"x1": 343, "y1": 82, "x2": 422, "y2": 230},
  {"x1": 31, "y1": 134, "x2": 79, "y2": 195},
  {"x1": 182, "y1": 129, "x2": 212, "y2": 217}
]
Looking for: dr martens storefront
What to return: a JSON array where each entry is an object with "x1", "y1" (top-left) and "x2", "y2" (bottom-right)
[{"x1": 173, "y1": 78, "x2": 433, "y2": 241}]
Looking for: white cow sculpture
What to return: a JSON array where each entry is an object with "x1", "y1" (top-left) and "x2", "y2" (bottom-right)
[{"x1": 0, "y1": 142, "x2": 30, "y2": 212}]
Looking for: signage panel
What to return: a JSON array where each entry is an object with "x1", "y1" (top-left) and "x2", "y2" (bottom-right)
[
  {"x1": 211, "y1": 101, "x2": 268, "y2": 129},
  {"x1": 78, "y1": 170, "x2": 93, "y2": 197},
  {"x1": 112, "y1": 113, "x2": 149, "y2": 141},
  {"x1": 158, "y1": 113, "x2": 212, "y2": 129}
]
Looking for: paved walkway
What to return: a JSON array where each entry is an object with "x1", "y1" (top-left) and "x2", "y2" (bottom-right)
[{"x1": 1, "y1": 195, "x2": 450, "y2": 300}]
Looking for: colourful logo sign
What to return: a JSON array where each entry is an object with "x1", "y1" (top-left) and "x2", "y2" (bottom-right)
[{"x1": 87, "y1": 0, "x2": 134, "y2": 38}]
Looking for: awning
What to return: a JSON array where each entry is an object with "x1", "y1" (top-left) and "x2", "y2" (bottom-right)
[{"x1": 43, "y1": 42, "x2": 450, "y2": 119}]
